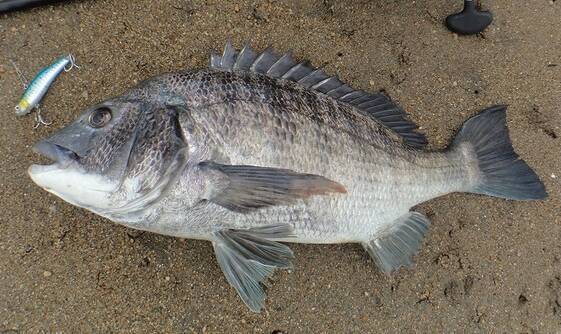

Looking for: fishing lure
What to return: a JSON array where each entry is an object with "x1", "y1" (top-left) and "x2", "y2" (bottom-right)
[{"x1": 14, "y1": 54, "x2": 79, "y2": 124}]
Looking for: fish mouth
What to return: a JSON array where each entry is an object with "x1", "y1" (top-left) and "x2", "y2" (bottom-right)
[
  {"x1": 30, "y1": 140, "x2": 80, "y2": 170},
  {"x1": 28, "y1": 139, "x2": 117, "y2": 211}
]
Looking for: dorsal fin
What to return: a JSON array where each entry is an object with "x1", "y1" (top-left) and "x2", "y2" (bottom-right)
[{"x1": 209, "y1": 41, "x2": 427, "y2": 148}]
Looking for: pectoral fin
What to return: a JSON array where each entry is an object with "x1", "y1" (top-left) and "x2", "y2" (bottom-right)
[
  {"x1": 199, "y1": 162, "x2": 346, "y2": 213},
  {"x1": 212, "y1": 224, "x2": 295, "y2": 312}
]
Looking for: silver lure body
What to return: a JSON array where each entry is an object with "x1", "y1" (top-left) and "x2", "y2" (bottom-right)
[{"x1": 15, "y1": 55, "x2": 74, "y2": 116}]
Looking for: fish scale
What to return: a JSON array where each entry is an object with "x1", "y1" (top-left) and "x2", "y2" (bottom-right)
[{"x1": 28, "y1": 42, "x2": 547, "y2": 312}]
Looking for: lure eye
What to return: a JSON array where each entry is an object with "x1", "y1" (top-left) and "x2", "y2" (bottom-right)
[{"x1": 89, "y1": 107, "x2": 112, "y2": 128}]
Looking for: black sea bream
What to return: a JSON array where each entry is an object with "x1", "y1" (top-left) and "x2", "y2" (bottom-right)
[{"x1": 28, "y1": 42, "x2": 547, "y2": 312}]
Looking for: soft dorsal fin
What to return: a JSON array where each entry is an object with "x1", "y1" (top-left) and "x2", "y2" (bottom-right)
[{"x1": 209, "y1": 41, "x2": 427, "y2": 148}]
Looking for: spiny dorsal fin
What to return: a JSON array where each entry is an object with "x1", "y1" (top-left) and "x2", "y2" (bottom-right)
[{"x1": 209, "y1": 41, "x2": 427, "y2": 148}]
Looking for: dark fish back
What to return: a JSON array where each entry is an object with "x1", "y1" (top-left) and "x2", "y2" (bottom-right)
[
  {"x1": 155, "y1": 69, "x2": 406, "y2": 149},
  {"x1": 208, "y1": 42, "x2": 427, "y2": 148},
  {"x1": 126, "y1": 42, "x2": 426, "y2": 150}
]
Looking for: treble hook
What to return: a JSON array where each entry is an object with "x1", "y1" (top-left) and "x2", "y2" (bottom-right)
[
  {"x1": 33, "y1": 105, "x2": 52, "y2": 128},
  {"x1": 64, "y1": 54, "x2": 80, "y2": 72}
]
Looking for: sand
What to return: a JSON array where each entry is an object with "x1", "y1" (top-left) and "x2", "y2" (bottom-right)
[{"x1": 1, "y1": 0, "x2": 560, "y2": 332}]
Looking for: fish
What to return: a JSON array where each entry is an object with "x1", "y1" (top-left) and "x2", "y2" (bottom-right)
[
  {"x1": 28, "y1": 42, "x2": 547, "y2": 312},
  {"x1": 14, "y1": 54, "x2": 78, "y2": 121}
]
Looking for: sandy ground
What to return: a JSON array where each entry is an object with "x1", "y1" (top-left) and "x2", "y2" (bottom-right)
[{"x1": 0, "y1": 0, "x2": 560, "y2": 332}]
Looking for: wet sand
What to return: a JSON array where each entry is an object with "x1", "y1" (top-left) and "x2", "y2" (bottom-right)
[{"x1": 1, "y1": 1, "x2": 560, "y2": 332}]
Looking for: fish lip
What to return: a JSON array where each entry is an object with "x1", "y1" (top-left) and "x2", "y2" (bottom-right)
[
  {"x1": 32, "y1": 140, "x2": 79, "y2": 169},
  {"x1": 28, "y1": 163, "x2": 63, "y2": 180}
]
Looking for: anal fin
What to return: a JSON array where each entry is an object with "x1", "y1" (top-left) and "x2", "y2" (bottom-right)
[
  {"x1": 362, "y1": 212, "x2": 430, "y2": 274},
  {"x1": 212, "y1": 224, "x2": 295, "y2": 312}
]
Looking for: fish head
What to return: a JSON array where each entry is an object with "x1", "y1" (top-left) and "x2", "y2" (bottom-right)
[{"x1": 28, "y1": 96, "x2": 187, "y2": 216}]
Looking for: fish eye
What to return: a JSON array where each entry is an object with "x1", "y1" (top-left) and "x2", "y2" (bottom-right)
[{"x1": 89, "y1": 107, "x2": 112, "y2": 128}]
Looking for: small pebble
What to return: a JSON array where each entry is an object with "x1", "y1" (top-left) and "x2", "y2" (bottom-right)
[
  {"x1": 48, "y1": 204, "x2": 58, "y2": 214},
  {"x1": 369, "y1": 80, "x2": 375, "y2": 86},
  {"x1": 165, "y1": 276, "x2": 171, "y2": 281},
  {"x1": 452, "y1": 81, "x2": 458, "y2": 87},
  {"x1": 234, "y1": 4, "x2": 240, "y2": 12},
  {"x1": 364, "y1": 291, "x2": 369, "y2": 297},
  {"x1": 43, "y1": 271, "x2": 52, "y2": 277},
  {"x1": 551, "y1": 174, "x2": 556, "y2": 179}
]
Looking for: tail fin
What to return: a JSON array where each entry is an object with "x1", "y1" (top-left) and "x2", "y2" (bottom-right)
[{"x1": 453, "y1": 105, "x2": 547, "y2": 200}]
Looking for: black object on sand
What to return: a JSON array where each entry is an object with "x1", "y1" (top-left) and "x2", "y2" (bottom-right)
[
  {"x1": 446, "y1": 0, "x2": 493, "y2": 35},
  {"x1": 0, "y1": 0, "x2": 64, "y2": 13}
]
